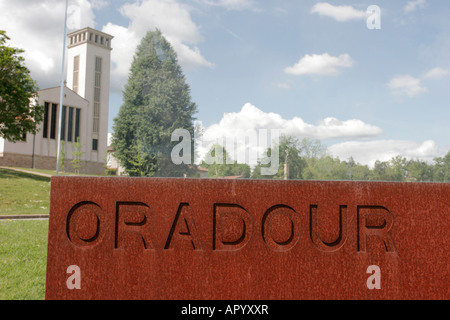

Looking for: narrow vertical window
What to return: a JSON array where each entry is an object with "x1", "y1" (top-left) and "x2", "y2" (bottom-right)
[
  {"x1": 61, "y1": 106, "x2": 67, "y2": 141},
  {"x1": 73, "y1": 56, "x2": 80, "y2": 94},
  {"x1": 92, "y1": 139, "x2": 98, "y2": 151},
  {"x1": 50, "y1": 103, "x2": 57, "y2": 139},
  {"x1": 93, "y1": 57, "x2": 102, "y2": 135},
  {"x1": 75, "y1": 109, "x2": 81, "y2": 141},
  {"x1": 68, "y1": 107, "x2": 74, "y2": 142},
  {"x1": 43, "y1": 102, "x2": 49, "y2": 138}
]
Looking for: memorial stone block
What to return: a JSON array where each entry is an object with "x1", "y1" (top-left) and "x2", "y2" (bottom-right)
[{"x1": 45, "y1": 177, "x2": 449, "y2": 300}]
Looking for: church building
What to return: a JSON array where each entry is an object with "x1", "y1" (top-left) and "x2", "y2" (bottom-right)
[{"x1": 0, "y1": 27, "x2": 113, "y2": 174}]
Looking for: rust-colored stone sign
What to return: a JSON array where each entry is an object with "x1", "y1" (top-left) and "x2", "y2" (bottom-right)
[{"x1": 45, "y1": 177, "x2": 449, "y2": 300}]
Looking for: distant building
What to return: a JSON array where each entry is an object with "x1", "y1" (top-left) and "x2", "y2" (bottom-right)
[
  {"x1": 0, "y1": 27, "x2": 113, "y2": 174},
  {"x1": 197, "y1": 166, "x2": 209, "y2": 178},
  {"x1": 106, "y1": 133, "x2": 126, "y2": 176}
]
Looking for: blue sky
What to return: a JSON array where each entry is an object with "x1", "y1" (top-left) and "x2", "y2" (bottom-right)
[{"x1": 1, "y1": 0, "x2": 449, "y2": 166}]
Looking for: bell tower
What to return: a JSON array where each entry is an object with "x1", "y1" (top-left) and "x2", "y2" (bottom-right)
[{"x1": 66, "y1": 27, "x2": 113, "y2": 160}]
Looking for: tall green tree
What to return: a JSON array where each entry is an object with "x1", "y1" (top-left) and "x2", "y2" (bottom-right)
[
  {"x1": 0, "y1": 31, "x2": 42, "y2": 142},
  {"x1": 303, "y1": 156, "x2": 349, "y2": 180},
  {"x1": 433, "y1": 151, "x2": 450, "y2": 182},
  {"x1": 405, "y1": 159, "x2": 434, "y2": 182},
  {"x1": 369, "y1": 156, "x2": 407, "y2": 181},
  {"x1": 252, "y1": 135, "x2": 309, "y2": 180},
  {"x1": 345, "y1": 157, "x2": 372, "y2": 181},
  {"x1": 71, "y1": 137, "x2": 84, "y2": 175},
  {"x1": 202, "y1": 143, "x2": 232, "y2": 178},
  {"x1": 112, "y1": 30, "x2": 197, "y2": 177},
  {"x1": 201, "y1": 144, "x2": 251, "y2": 178}
]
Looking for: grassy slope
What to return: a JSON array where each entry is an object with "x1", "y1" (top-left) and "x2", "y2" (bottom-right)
[{"x1": 0, "y1": 168, "x2": 50, "y2": 216}]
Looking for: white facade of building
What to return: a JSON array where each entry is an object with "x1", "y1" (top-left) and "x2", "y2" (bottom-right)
[{"x1": 0, "y1": 27, "x2": 113, "y2": 174}]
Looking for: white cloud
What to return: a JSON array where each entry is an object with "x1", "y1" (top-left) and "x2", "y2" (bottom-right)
[
  {"x1": 404, "y1": 0, "x2": 427, "y2": 13},
  {"x1": 311, "y1": 117, "x2": 383, "y2": 140},
  {"x1": 211, "y1": 103, "x2": 382, "y2": 140},
  {"x1": 197, "y1": 104, "x2": 446, "y2": 168},
  {"x1": 67, "y1": 0, "x2": 97, "y2": 30},
  {"x1": 196, "y1": 103, "x2": 383, "y2": 165},
  {"x1": 423, "y1": 67, "x2": 449, "y2": 79},
  {"x1": 120, "y1": 0, "x2": 203, "y2": 45},
  {"x1": 0, "y1": 0, "x2": 98, "y2": 89},
  {"x1": 25, "y1": 49, "x2": 56, "y2": 76},
  {"x1": 166, "y1": 37, "x2": 215, "y2": 70},
  {"x1": 284, "y1": 53, "x2": 354, "y2": 76},
  {"x1": 105, "y1": 0, "x2": 214, "y2": 92},
  {"x1": 388, "y1": 67, "x2": 449, "y2": 97},
  {"x1": 329, "y1": 139, "x2": 444, "y2": 167},
  {"x1": 102, "y1": 23, "x2": 140, "y2": 92},
  {"x1": 90, "y1": 0, "x2": 108, "y2": 10},
  {"x1": 310, "y1": 2, "x2": 366, "y2": 22},
  {"x1": 198, "y1": 0, "x2": 255, "y2": 11},
  {"x1": 387, "y1": 75, "x2": 428, "y2": 97}
]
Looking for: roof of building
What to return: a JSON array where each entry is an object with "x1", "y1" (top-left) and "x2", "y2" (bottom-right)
[{"x1": 38, "y1": 86, "x2": 89, "y2": 104}]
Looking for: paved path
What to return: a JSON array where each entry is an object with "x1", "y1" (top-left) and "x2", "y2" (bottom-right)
[
  {"x1": 0, "y1": 166, "x2": 53, "y2": 178},
  {"x1": 0, "y1": 214, "x2": 49, "y2": 220},
  {"x1": 0, "y1": 167, "x2": 51, "y2": 220}
]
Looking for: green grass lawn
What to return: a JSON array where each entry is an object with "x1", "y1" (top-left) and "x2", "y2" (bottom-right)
[
  {"x1": 0, "y1": 168, "x2": 50, "y2": 216},
  {"x1": 0, "y1": 168, "x2": 50, "y2": 299},
  {"x1": 0, "y1": 167, "x2": 113, "y2": 300},
  {"x1": 0, "y1": 219, "x2": 48, "y2": 300}
]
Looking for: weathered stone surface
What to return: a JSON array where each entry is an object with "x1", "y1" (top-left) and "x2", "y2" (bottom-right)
[{"x1": 46, "y1": 177, "x2": 449, "y2": 300}]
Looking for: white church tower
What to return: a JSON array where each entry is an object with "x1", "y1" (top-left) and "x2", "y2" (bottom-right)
[{"x1": 66, "y1": 27, "x2": 113, "y2": 164}]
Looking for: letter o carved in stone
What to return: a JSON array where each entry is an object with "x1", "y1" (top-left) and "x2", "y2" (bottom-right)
[{"x1": 66, "y1": 201, "x2": 103, "y2": 248}]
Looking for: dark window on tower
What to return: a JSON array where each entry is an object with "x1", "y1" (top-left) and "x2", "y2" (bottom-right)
[
  {"x1": 43, "y1": 102, "x2": 49, "y2": 138},
  {"x1": 50, "y1": 103, "x2": 57, "y2": 139}
]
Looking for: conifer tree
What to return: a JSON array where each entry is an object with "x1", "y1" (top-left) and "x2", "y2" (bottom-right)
[{"x1": 112, "y1": 30, "x2": 197, "y2": 177}]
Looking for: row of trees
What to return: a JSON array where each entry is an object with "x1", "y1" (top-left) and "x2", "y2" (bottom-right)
[{"x1": 205, "y1": 136, "x2": 450, "y2": 182}]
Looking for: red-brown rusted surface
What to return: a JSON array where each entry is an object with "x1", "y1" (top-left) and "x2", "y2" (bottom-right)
[{"x1": 45, "y1": 177, "x2": 449, "y2": 300}]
